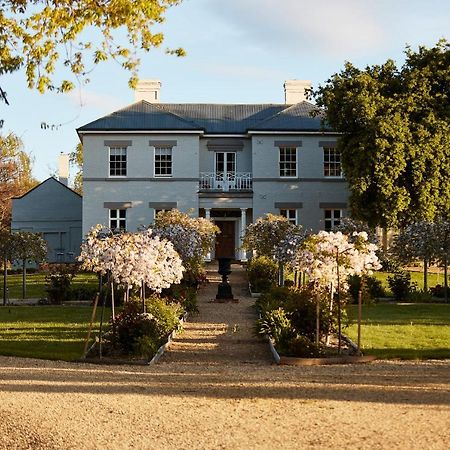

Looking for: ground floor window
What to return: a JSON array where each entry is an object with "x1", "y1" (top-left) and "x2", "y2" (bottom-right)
[
  {"x1": 109, "y1": 209, "x2": 126, "y2": 231},
  {"x1": 280, "y1": 208, "x2": 297, "y2": 225},
  {"x1": 324, "y1": 209, "x2": 342, "y2": 231}
]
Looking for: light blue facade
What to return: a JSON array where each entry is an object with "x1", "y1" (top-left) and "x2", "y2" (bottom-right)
[{"x1": 79, "y1": 95, "x2": 349, "y2": 260}]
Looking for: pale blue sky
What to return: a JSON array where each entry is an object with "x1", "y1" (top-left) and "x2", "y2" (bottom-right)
[{"x1": 1, "y1": 0, "x2": 449, "y2": 182}]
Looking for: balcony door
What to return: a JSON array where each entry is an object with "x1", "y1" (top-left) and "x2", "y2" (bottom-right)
[{"x1": 215, "y1": 152, "x2": 236, "y2": 191}]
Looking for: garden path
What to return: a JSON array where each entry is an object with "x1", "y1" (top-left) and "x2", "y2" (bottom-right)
[{"x1": 162, "y1": 262, "x2": 271, "y2": 365}]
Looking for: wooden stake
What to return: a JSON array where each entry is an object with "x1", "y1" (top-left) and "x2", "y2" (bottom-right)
[{"x1": 82, "y1": 293, "x2": 100, "y2": 358}]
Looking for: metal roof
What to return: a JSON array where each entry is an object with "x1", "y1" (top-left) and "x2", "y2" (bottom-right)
[{"x1": 77, "y1": 100, "x2": 327, "y2": 134}]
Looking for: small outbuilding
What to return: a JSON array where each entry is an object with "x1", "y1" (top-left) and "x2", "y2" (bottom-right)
[{"x1": 11, "y1": 177, "x2": 82, "y2": 263}]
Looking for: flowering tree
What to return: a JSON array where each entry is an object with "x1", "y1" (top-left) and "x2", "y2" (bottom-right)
[
  {"x1": 334, "y1": 217, "x2": 379, "y2": 245},
  {"x1": 152, "y1": 209, "x2": 219, "y2": 272},
  {"x1": 243, "y1": 213, "x2": 306, "y2": 284},
  {"x1": 79, "y1": 225, "x2": 184, "y2": 292},
  {"x1": 294, "y1": 231, "x2": 381, "y2": 349}
]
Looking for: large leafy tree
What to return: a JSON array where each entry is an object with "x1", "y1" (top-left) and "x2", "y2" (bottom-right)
[
  {"x1": 314, "y1": 40, "x2": 450, "y2": 228},
  {"x1": 69, "y1": 143, "x2": 83, "y2": 194},
  {"x1": 0, "y1": 0, "x2": 184, "y2": 102},
  {"x1": 0, "y1": 133, "x2": 37, "y2": 228}
]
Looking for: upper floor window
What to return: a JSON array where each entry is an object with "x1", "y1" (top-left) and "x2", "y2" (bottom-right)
[
  {"x1": 279, "y1": 147, "x2": 297, "y2": 177},
  {"x1": 109, "y1": 147, "x2": 127, "y2": 177},
  {"x1": 324, "y1": 147, "x2": 342, "y2": 177},
  {"x1": 109, "y1": 209, "x2": 126, "y2": 232},
  {"x1": 324, "y1": 209, "x2": 342, "y2": 231},
  {"x1": 154, "y1": 147, "x2": 172, "y2": 177},
  {"x1": 280, "y1": 209, "x2": 297, "y2": 225}
]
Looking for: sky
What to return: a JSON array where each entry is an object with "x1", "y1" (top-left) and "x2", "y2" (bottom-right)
[{"x1": 1, "y1": 0, "x2": 449, "y2": 182}]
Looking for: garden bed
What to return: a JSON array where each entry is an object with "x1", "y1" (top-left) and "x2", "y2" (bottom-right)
[{"x1": 268, "y1": 335, "x2": 376, "y2": 366}]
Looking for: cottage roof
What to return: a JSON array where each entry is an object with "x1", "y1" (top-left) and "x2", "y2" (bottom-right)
[{"x1": 77, "y1": 100, "x2": 327, "y2": 134}]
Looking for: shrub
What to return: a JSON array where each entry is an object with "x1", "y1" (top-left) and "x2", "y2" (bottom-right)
[
  {"x1": 286, "y1": 335, "x2": 324, "y2": 358},
  {"x1": 44, "y1": 263, "x2": 78, "y2": 304},
  {"x1": 255, "y1": 307, "x2": 296, "y2": 354},
  {"x1": 430, "y1": 284, "x2": 450, "y2": 298},
  {"x1": 348, "y1": 275, "x2": 385, "y2": 303},
  {"x1": 407, "y1": 289, "x2": 434, "y2": 303},
  {"x1": 387, "y1": 271, "x2": 417, "y2": 301},
  {"x1": 69, "y1": 284, "x2": 98, "y2": 301},
  {"x1": 112, "y1": 296, "x2": 182, "y2": 357},
  {"x1": 144, "y1": 296, "x2": 183, "y2": 338},
  {"x1": 247, "y1": 256, "x2": 278, "y2": 293}
]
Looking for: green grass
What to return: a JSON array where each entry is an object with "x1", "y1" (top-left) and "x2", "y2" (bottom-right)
[
  {"x1": 373, "y1": 271, "x2": 446, "y2": 296},
  {"x1": 346, "y1": 303, "x2": 450, "y2": 359},
  {"x1": 0, "y1": 272, "x2": 98, "y2": 299},
  {"x1": 0, "y1": 306, "x2": 111, "y2": 361}
]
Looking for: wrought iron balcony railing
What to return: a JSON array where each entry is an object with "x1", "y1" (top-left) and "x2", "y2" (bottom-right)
[{"x1": 199, "y1": 172, "x2": 252, "y2": 192}]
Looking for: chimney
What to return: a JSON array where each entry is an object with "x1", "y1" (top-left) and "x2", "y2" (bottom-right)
[
  {"x1": 58, "y1": 153, "x2": 69, "y2": 186},
  {"x1": 284, "y1": 79, "x2": 312, "y2": 104},
  {"x1": 135, "y1": 79, "x2": 161, "y2": 103}
]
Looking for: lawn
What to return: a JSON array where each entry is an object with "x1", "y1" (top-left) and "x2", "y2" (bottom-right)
[
  {"x1": 0, "y1": 272, "x2": 98, "y2": 299},
  {"x1": 373, "y1": 270, "x2": 446, "y2": 296},
  {"x1": 0, "y1": 306, "x2": 111, "y2": 361},
  {"x1": 346, "y1": 303, "x2": 450, "y2": 359}
]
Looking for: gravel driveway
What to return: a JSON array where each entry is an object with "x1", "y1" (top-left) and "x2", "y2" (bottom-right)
[{"x1": 0, "y1": 264, "x2": 449, "y2": 449}]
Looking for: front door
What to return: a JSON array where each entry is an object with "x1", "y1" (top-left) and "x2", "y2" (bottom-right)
[{"x1": 215, "y1": 221, "x2": 236, "y2": 259}]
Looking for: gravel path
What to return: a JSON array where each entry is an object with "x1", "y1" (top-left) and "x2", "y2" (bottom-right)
[{"x1": 0, "y1": 264, "x2": 449, "y2": 449}]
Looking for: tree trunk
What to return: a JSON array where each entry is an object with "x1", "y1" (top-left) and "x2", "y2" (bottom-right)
[
  {"x1": 336, "y1": 250, "x2": 342, "y2": 355},
  {"x1": 444, "y1": 254, "x2": 448, "y2": 303},
  {"x1": 3, "y1": 260, "x2": 7, "y2": 306},
  {"x1": 423, "y1": 258, "x2": 428, "y2": 292},
  {"x1": 22, "y1": 259, "x2": 27, "y2": 300},
  {"x1": 278, "y1": 263, "x2": 284, "y2": 286},
  {"x1": 315, "y1": 292, "x2": 320, "y2": 346}
]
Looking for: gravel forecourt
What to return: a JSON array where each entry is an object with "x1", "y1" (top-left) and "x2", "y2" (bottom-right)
[{"x1": 0, "y1": 264, "x2": 449, "y2": 449}]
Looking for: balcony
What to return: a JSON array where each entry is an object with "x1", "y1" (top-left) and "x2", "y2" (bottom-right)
[{"x1": 199, "y1": 172, "x2": 252, "y2": 192}]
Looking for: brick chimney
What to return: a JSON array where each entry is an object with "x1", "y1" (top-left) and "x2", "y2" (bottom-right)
[
  {"x1": 135, "y1": 79, "x2": 161, "y2": 103},
  {"x1": 284, "y1": 80, "x2": 312, "y2": 104},
  {"x1": 58, "y1": 153, "x2": 69, "y2": 186}
]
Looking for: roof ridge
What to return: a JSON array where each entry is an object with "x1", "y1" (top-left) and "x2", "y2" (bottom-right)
[
  {"x1": 12, "y1": 177, "x2": 82, "y2": 199},
  {"x1": 144, "y1": 101, "x2": 203, "y2": 129}
]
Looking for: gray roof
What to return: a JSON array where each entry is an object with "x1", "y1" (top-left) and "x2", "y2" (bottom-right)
[{"x1": 77, "y1": 100, "x2": 328, "y2": 134}]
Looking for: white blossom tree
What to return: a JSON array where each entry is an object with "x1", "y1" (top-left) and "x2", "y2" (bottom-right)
[{"x1": 294, "y1": 231, "x2": 381, "y2": 350}]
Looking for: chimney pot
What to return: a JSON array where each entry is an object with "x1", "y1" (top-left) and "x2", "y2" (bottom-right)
[{"x1": 58, "y1": 153, "x2": 69, "y2": 186}]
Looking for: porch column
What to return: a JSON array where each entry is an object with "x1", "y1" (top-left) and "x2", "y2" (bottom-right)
[
  {"x1": 205, "y1": 208, "x2": 212, "y2": 262},
  {"x1": 240, "y1": 208, "x2": 248, "y2": 262}
]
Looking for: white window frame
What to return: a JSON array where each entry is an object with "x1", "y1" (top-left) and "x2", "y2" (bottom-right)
[
  {"x1": 108, "y1": 146, "x2": 127, "y2": 177},
  {"x1": 154, "y1": 146, "x2": 173, "y2": 178},
  {"x1": 324, "y1": 209, "x2": 342, "y2": 231},
  {"x1": 279, "y1": 147, "x2": 297, "y2": 178},
  {"x1": 109, "y1": 209, "x2": 127, "y2": 232},
  {"x1": 323, "y1": 147, "x2": 342, "y2": 178},
  {"x1": 280, "y1": 208, "x2": 297, "y2": 225}
]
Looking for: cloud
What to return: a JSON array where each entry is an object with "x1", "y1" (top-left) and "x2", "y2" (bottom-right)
[
  {"x1": 66, "y1": 88, "x2": 125, "y2": 112},
  {"x1": 197, "y1": 62, "x2": 284, "y2": 80},
  {"x1": 206, "y1": 0, "x2": 385, "y2": 57}
]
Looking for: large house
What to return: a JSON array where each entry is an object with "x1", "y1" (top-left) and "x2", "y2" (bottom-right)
[{"x1": 77, "y1": 80, "x2": 347, "y2": 260}]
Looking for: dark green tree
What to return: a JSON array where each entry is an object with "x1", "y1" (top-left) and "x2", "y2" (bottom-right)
[{"x1": 314, "y1": 40, "x2": 450, "y2": 229}]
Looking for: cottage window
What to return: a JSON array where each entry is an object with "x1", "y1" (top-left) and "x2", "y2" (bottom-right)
[
  {"x1": 109, "y1": 209, "x2": 126, "y2": 231},
  {"x1": 280, "y1": 209, "x2": 297, "y2": 225},
  {"x1": 279, "y1": 147, "x2": 297, "y2": 177},
  {"x1": 323, "y1": 148, "x2": 342, "y2": 177},
  {"x1": 154, "y1": 147, "x2": 172, "y2": 177},
  {"x1": 109, "y1": 147, "x2": 127, "y2": 177},
  {"x1": 324, "y1": 209, "x2": 342, "y2": 231}
]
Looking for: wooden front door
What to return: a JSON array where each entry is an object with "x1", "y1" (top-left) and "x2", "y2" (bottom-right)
[{"x1": 215, "y1": 221, "x2": 236, "y2": 259}]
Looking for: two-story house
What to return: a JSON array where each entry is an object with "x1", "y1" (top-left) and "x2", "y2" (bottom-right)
[{"x1": 77, "y1": 79, "x2": 348, "y2": 261}]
